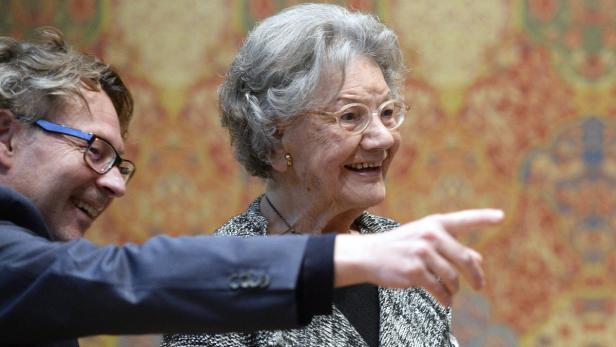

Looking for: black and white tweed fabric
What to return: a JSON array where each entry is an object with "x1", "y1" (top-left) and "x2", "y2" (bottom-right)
[{"x1": 161, "y1": 197, "x2": 459, "y2": 347}]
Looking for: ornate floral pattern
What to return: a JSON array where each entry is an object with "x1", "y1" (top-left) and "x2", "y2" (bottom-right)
[{"x1": 2, "y1": 0, "x2": 616, "y2": 346}]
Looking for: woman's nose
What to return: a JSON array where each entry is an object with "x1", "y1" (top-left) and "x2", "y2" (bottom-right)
[{"x1": 360, "y1": 114, "x2": 396, "y2": 150}]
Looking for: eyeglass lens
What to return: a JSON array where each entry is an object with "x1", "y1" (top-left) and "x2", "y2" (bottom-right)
[
  {"x1": 338, "y1": 100, "x2": 404, "y2": 133},
  {"x1": 84, "y1": 138, "x2": 134, "y2": 182}
]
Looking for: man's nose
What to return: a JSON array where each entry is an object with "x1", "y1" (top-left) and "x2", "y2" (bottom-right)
[{"x1": 96, "y1": 166, "x2": 127, "y2": 198}]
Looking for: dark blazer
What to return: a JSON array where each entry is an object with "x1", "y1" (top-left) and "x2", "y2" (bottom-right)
[{"x1": 0, "y1": 187, "x2": 334, "y2": 347}]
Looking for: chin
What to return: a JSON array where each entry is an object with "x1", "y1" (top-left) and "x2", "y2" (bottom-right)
[
  {"x1": 366, "y1": 194, "x2": 386, "y2": 208},
  {"x1": 51, "y1": 225, "x2": 85, "y2": 241},
  {"x1": 346, "y1": 189, "x2": 386, "y2": 210}
]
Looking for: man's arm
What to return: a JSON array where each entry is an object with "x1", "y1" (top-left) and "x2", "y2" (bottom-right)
[
  {"x1": 0, "y1": 208, "x2": 503, "y2": 343},
  {"x1": 0, "y1": 227, "x2": 321, "y2": 343}
]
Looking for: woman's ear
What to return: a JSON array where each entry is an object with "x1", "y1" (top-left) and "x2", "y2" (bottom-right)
[
  {"x1": 270, "y1": 143, "x2": 290, "y2": 173},
  {"x1": 270, "y1": 120, "x2": 292, "y2": 173},
  {"x1": 0, "y1": 109, "x2": 21, "y2": 168}
]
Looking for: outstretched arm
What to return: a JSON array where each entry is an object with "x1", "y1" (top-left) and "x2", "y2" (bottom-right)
[{"x1": 333, "y1": 209, "x2": 504, "y2": 306}]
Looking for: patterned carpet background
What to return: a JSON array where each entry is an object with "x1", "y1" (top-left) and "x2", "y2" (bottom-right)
[{"x1": 3, "y1": 0, "x2": 616, "y2": 346}]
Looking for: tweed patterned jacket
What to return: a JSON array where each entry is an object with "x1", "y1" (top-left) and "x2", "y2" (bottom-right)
[{"x1": 162, "y1": 197, "x2": 458, "y2": 347}]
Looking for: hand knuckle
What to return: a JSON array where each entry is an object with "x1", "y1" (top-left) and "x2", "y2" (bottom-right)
[
  {"x1": 413, "y1": 243, "x2": 431, "y2": 258},
  {"x1": 445, "y1": 271, "x2": 459, "y2": 284},
  {"x1": 402, "y1": 261, "x2": 423, "y2": 278},
  {"x1": 463, "y1": 251, "x2": 476, "y2": 266},
  {"x1": 420, "y1": 229, "x2": 439, "y2": 242}
]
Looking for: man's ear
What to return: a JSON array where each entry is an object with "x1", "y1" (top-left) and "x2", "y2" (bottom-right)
[{"x1": 0, "y1": 109, "x2": 21, "y2": 168}]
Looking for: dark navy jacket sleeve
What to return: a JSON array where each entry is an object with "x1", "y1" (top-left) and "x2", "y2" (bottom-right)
[
  {"x1": 297, "y1": 232, "x2": 335, "y2": 325},
  {"x1": 0, "y1": 187, "x2": 334, "y2": 344}
]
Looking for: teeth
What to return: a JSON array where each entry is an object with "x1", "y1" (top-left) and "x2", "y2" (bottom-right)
[
  {"x1": 75, "y1": 201, "x2": 100, "y2": 218},
  {"x1": 347, "y1": 162, "x2": 381, "y2": 170}
]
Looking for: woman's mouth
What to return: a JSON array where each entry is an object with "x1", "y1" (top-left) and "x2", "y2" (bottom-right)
[{"x1": 345, "y1": 161, "x2": 382, "y2": 172}]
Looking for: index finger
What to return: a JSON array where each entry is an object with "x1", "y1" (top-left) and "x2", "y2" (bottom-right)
[{"x1": 429, "y1": 209, "x2": 504, "y2": 235}]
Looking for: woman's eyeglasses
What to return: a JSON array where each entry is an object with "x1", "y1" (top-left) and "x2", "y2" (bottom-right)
[{"x1": 311, "y1": 99, "x2": 408, "y2": 135}]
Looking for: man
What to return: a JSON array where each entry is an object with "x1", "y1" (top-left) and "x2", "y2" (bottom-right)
[{"x1": 0, "y1": 28, "x2": 503, "y2": 346}]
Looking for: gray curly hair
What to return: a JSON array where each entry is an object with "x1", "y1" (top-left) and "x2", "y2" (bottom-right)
[
  {"x1": 0, "y1": 27, "x2": 133, "y2": 138},
  {"x1": 219, "y1": 3, "x2": 405, "y2": 178}
]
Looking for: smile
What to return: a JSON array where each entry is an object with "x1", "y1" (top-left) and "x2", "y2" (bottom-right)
[
  {"x1": 74, "y1": 200, "x2": 102, "y2": 218},
  {"x1": 345, "y1": 161, "x2": 382, "y2": 172}
]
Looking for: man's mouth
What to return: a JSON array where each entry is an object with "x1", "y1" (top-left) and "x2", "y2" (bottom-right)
[{"x1": 73, "y1": 199, "x2": 102, "y2": 219}]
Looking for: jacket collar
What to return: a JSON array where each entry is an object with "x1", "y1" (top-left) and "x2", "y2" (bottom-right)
[{"x1": 0, "y1": 185, "x2": 52, "y2": 240}]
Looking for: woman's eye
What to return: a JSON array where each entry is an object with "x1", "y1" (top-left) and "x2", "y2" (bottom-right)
[
  {"x1": 339, "y1": 109, "x2": 364, "y2": 123},
  {"x1": 381, "y1": 109, "x2": 394, "y2": 119}
]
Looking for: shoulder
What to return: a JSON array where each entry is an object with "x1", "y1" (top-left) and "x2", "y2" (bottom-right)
[
  {"x1": 0, "y1": 187, "x2": 50, "y2": 239},
  {"x1": 162, "y1": 332, "x2": 254, "y2": 347},
  {"x1": 380, "y1": 287, "x2": 453, "y2": 345},
  {"x1": 214, "y1": 197, "x2": 268, "y2": 237},
  {"x1": 353, "y1": 212, "x2": 399, "y2": 235}
]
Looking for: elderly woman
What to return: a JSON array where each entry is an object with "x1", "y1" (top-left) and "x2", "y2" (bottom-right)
[{"x1": 164, "y1": 3, "x2": 458, "y2": 347}]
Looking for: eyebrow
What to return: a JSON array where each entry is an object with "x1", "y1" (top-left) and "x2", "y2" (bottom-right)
[
  {"x1": 80, "y1": 130, "x2": 127, "y2": 156},
  {"x1": 336, "y1": 91, "x2": 394, "y2": 105},
  {"x1": 90, "y1": 131, "x2": 126, "y2": 155}
]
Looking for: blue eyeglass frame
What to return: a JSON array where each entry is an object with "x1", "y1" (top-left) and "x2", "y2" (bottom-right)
[{"x1": 34, "y1": 119, "x2": 135, "y2": 181}]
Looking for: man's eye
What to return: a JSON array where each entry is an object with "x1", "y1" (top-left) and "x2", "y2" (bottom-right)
[{"x1": 87, "y1": 147, "x2": 103, "y2": 161}]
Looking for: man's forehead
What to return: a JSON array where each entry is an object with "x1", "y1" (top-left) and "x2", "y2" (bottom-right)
[{"x1": 52, "y1": 89, "x2": 124, "y2": 150}]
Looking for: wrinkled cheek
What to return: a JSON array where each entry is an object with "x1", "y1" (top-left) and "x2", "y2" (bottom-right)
[
  {"x1": 338, "y1": 169, "x2": 362, "y2": 192},
  {"x1": 387, "y1": 136, "x2": 402, "y2": 169},
  {"x1": 303, "y1": 169, "x2": 328, "y2": 194},
  {"x1": 383, "y1": 149, "x2": 401, "y2": 178},
  {"x1": 381, "y1": 163, "x2": 392, "y2": 178},
  {"x1": 300, "y1": 160, "x2": 341, "y2": 199}
]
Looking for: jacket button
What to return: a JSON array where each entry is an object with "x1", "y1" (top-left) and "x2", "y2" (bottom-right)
[
  {"x1": 259, "y1": 275, "x2": 271, "y2": 288},
  {"x1": 229, "y1": 271, "x2": 270, "y2": 289},
  {"x1": 228, "y1": 274, "x2": 240, "y2": 290},
  {"x1": 239, "y1": 272, "x2": 252, "y2": 288}
]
